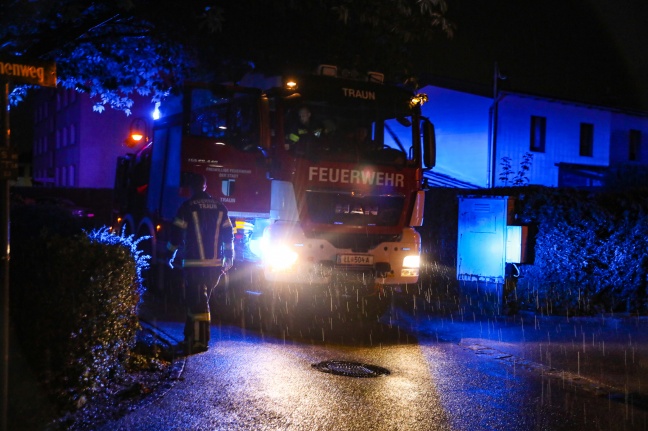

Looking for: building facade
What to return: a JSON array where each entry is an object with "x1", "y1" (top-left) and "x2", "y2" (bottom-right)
[
  {"x1": 31, "y1": 88, "x2": 153, "y2": 188},
  {"x1": 420, "y1": 85, "x2": 648, "y2": 188}
]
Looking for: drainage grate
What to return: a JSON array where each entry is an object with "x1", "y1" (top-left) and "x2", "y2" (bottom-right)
[{"x1": 312, "y1": 360, "x2": 390, "y2": 378}]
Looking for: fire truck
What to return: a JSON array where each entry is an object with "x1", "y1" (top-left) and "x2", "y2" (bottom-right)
[{"x1": 113, "y1": 65, "x2": 436, "y2": 320}]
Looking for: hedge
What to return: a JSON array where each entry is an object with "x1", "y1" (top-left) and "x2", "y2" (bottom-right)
[
  {"x1": 518, "y1": 187, "x2": 648, "y2": 315},
  {"x1": 10, "y1": 204, "x2": 149, "y2": 411}
]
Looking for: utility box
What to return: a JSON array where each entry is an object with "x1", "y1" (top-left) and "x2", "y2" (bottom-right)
[{"x1": 457, "y1": 196, "x2": 528, "y2": 282}]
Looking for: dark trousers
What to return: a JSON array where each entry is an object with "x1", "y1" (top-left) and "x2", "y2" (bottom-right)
[{"x1": 183, "y1": 267, "x2": 221, "y2": 345}]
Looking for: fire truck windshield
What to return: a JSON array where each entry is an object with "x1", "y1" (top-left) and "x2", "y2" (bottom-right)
[{"x1": 282, "y1": 98, "x2": 416, "y2": 165}]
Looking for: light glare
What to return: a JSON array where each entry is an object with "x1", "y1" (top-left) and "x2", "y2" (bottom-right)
[
  {"x1": 152, "y1": 102, "x2": 161, "y2": 120},
  {"x1": 403, "y1": 255, "x2": 420, "y2": 268},
  {"x1": 265, "y1": 244, "x2": 298, "y2": 271}
]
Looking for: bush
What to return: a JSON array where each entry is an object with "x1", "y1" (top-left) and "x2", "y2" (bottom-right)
[
  {"x1": 10, "y1": 204, "x2": 149, "y2": 410},
  {"x1": 518, "y1": 188, "x2": 648, "y2": 315}
]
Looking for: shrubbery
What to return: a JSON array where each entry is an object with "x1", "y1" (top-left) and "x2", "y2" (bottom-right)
[
  {"x1": 518, "y1": 187, "x2": 648, "y2": 315},
  {"x1": 10, "y1": 204, "x2": 149, "y2": 411}
]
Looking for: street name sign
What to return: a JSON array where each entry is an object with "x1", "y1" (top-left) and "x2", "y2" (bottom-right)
[{"x1": 0, "y1": 55, "x2": 57, "y2": 87}]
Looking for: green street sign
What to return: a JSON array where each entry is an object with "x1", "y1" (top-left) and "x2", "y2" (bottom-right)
[{"x1": 0, "y1": 56, "x2": 56, "y2": 88}]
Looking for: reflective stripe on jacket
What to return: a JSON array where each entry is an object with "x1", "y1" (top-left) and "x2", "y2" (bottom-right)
[{"x1": 169, "y1": 190, "x2": 234, "y2": 268}]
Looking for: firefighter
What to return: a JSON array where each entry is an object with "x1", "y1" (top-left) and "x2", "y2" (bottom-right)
[
  {"x1": 167, "y1": 173, "x2": 234, "y2": 354},
  {"x1": 286, "y1": 105, "x2": 324, "y2": 153}
]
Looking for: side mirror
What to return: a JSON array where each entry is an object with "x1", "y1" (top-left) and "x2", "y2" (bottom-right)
[{"x1": 422, "y1": 120, "x2": 436, "y2": 169}]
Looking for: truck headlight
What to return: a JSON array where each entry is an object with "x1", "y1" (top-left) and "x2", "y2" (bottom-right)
[
  {"x1": 402, "y1": 255, "x2": 420, "y2": 268},
  {"x1": 264, "y1": 244, "x2": 298, "y2": 271}
]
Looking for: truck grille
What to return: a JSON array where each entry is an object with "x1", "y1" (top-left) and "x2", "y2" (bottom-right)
[{"x1": 306, "y1": 191, "x2": 405, "y2": 227}]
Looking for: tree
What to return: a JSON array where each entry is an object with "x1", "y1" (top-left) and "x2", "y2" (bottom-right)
[{"x1": 1, "y1": 0, "x2": 453, "y2": 112}]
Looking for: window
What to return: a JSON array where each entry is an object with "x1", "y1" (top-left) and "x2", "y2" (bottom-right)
[
  {"x1": 629, "y1": 129, "x2": 641, "y2": 161},
  {"x1": 187, "y1": 88, "x2": 260, "y2": 150},
  {"x1": 68, "y1": 165, "x2": 75, "y2": 186},
  {"x1": 530, "y1": 116, "x2": 546, "y2": 152},
  {"x1": 579, "y1": 123, "x2": 594, "y2": 157},
  {"x1": 69, "y1": 124, "x2": 76, "y2": 145}
]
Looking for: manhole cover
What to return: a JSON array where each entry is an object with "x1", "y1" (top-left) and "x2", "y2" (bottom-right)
[{"x1": 312, "y1": 360, "x2": 390, "y2": 378}]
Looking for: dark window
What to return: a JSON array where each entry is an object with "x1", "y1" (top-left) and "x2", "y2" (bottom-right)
[
  {"x1": 530, "y1": 116, "x2": 546, "y2": 152},
  {"x1": 629, "y1": 129, "x2": 641, "y2": 161},
  {"x1": 579, "y1": 123, "x2": 594, "y2": 157},
  {"x1": 187, "y1": 89, "x2": 259, "y2": 149}
]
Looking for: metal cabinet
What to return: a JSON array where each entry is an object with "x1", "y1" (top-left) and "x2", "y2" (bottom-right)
[{"x1": 457, "y1": 196, "x2": 527, "y2": 282}]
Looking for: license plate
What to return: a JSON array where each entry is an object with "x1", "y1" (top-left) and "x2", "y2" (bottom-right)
[{"x1": 337, "y1": 254, "x2": 374, "y2": 265}]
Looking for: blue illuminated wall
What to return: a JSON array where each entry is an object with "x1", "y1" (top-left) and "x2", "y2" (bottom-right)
[
  {"x1": 419, "y1": 85, "x2": 492, "y2": 188},
  {"x1": 420, "y1": 85, "x2": 648, "y2": 188},
  {"x1": 495, "y1": 94, "x2": 609, "y2": 187}
]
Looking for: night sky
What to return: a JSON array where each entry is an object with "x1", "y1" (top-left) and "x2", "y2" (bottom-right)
[
  {"x1": 421, "y1": 0, "x2": 648, "y2": 111},
  {"x1": 10, "y1": 0, "x2": 648, "y2": 155}
]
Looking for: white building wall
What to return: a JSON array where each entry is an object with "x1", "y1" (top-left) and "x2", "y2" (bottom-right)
[
  {"x1": 420, "y1": 85, "x2": 492, "y2": 188},
  {"x1": 495, "y1": 95, "x2": 612, "y2": 187}
]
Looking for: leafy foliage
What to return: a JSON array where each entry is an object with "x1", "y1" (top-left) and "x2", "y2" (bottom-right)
[
  {"x1": 518, "y1": 188, "x2": 648, "y2": 315},
  {"x1": 499, "y1": 156, "x2": 514, "y2": 186},
  {"x1": 10, "y1": 204, "x2": 150, "y2": 411},
  {"x1": 86, "y1": 226, "x2": 150, "y2": 286},
  {"x1": 513, "y1": 152, "x2": 534, "y2": 186},
  {"x1": 2, "y1": 0, "x2": 452, "y2": 111},
  {"x1": 499, "y1": 152, "x2": 534, "y2": 186}
]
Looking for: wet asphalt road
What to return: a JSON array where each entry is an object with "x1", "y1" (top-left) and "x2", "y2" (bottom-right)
[{"x1": 98, "y1": 290, "x2": 648, "y2": 431}]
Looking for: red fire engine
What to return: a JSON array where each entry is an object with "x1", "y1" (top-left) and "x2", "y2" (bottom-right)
[{"x1": 114, "y1": 65, "x2": 436, "y2": 319}]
